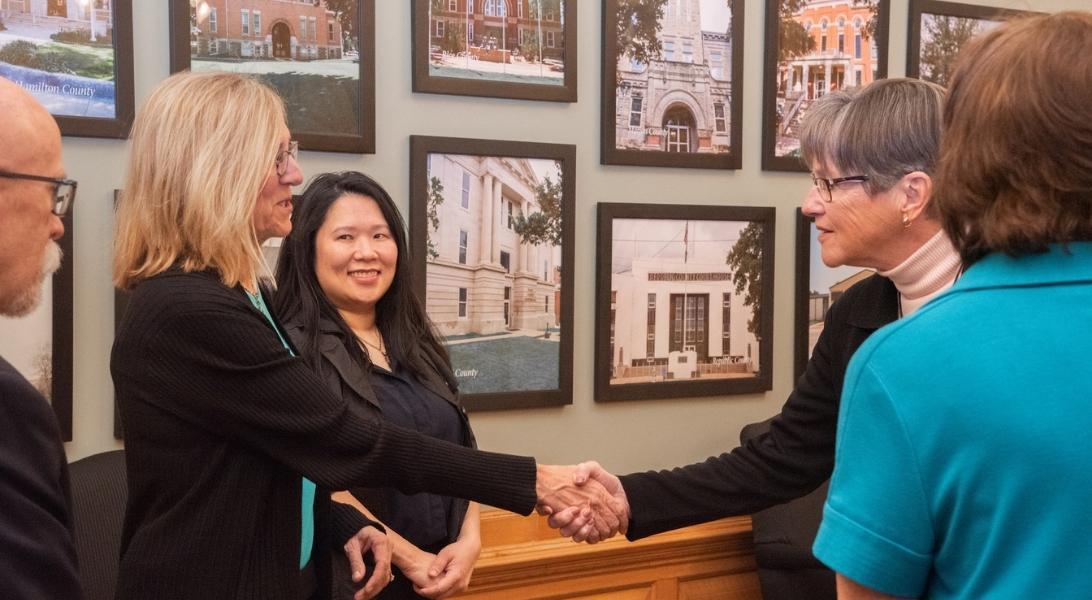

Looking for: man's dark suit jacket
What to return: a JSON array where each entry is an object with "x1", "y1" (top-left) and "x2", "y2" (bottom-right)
[
  {"x1": 0, "y1": 356, "x2": 81, "y2": 599},
  {"x1": 619, "y1": 275, "x2": 899, "y2": 540}
]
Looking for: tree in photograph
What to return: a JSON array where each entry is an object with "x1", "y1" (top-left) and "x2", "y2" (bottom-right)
[
  {"x1": 519, "y1": 29, "x2": 542, "y2": 61},
  {"x1": 725, "y1": 222, "x2": 764, "y2": 336},
  {"x1": 852, "y1": 0, "x2": 880, "y2": 40},
  {"x1": 778, "y1": 0, "x2": 816, "y2": 64},
  {"x1": 426, "y1": 176, "x2": 445, "y2": 260},
  {"x1": 321, "y1": 0, "x2": 357, "y2": 41},
  {"x1": 439, "y1": 21, "x2": 466, "y2": 54},
  {"x1": 615, "y1": 0, "x2": 668, "y2": 66},
  {"x1": 513, "y1": 173, "x2": 563, "y2": 247},
  {"x1": 33, "y1": 347, "x2": 52, "y2": 401},
  {"x1": 919, "y1": 15, "x2": 981, "y2": 86}
]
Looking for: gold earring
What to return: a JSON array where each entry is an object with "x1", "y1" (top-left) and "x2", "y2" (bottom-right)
[{"x1": 902, "y1": 213, "x2": 912, "y2": 229}]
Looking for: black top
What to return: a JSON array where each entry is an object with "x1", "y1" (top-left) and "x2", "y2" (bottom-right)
[
  {"x1": 619, "y1": 275, "x2": 898, "y2": 540},
  {"x1": 112, "y1": 268, "x2": 536, "y2": 600},
  {"x1": 370, "y1": 366, "x2": 463, "y2": 549},
  {"x1": 0, "y1": 356, "x2": 81, "y2": 600}
]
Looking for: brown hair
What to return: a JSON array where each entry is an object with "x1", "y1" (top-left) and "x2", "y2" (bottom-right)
[{"x1": 936, "y1": 11, "x2": 1092, "y2": 266}]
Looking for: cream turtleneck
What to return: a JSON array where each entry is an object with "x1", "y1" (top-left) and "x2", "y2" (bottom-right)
[{"x1": 877, "y1": 229, "x2": 962, "y2": 317}]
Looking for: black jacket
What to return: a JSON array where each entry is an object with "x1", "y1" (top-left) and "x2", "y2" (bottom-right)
[
  {"x1": 282, "y1": 317, "x2": 477, "y2": 544},
  {"x1": 112, "y1": 269, "x2": 536, "y2": 599},
  {"x1": 0, "y1": 357, "x2": 81, "y2": 600},
  {"x1": 619, "y1": 275, "x2": 898, "y2": 540}
]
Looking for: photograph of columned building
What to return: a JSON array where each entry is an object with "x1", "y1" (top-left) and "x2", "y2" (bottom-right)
[
  {"x1": 427, "y1": 0, "x2": 565, "y2": 85},
  {"x1": 0, "y1": 0, "x2": 117, "y2": 118},
  {"x1": 425, "y1": 152, "x2": 563, "y2": 394},
  {"x1": 609, "y1": 219, "x2": 759, "y2": 385},
  {"x1": 614, "y1": 0, "x2": 734, "y2": 154},
  {"x1": 774, "y1": 0, "x2": 880, "y2": 157}
]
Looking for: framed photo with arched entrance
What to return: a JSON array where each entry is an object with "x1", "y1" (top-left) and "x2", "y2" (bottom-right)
[
  {"x1": 601, "y1": 0, "x2": 744, "y2": 169},
  {"x1": 168, "y1": 0, "x2": 375, "y2": 154},
  {"x1": 761, "y1": 0, "x2": 890, "y2": 172}
]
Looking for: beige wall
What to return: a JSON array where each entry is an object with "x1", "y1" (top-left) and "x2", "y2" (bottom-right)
[{"x1": 61, "y1": 1, "x2": 1083, "y2": 476}]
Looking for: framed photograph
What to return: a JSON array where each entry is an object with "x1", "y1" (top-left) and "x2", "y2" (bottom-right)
[
  {"x1": 907, "y1": 0, "x2": 1033, "y2": 86},
  {"x1": 0, "y1": 209, "x2": 73, "y2": 440},
  {"x1": 412, "y1": 0, "x2": 576, "y2": 102},
  {"x1": 169, "y1": 0, "x2": 375, "y2": 154},
  {"x1": 409, "y1": 136, "x2": 575, "y2": 411},
  {"x1": 0, "y1": 0, "x2": 134, "y2": 138},
  {"x1": 601, "y1": 0, "x2": 743, "y2": 169},
  {"x1": 762, "y1": 0, "x2": 889, "y2": 172},
  {"x1": 595, "y1": 203, "x2": 774, "y2": 402},
  {"x1": 793, "y1": 209, "x2": 874, "y2": 382}
]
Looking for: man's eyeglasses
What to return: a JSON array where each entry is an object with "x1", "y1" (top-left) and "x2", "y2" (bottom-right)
[
  {"x1": 811, "y1": 174, "x2": 870, "y2": 203},
  {"x1": 274, "y1": 140, "x2": 299, "y2": 177},
  {"x1": 0, "y1": 171, "x2": 77, "y2": 216}
]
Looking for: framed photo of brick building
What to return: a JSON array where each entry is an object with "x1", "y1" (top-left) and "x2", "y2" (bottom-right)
[
  {"x1": 0, "y1": 209, "x2": 73, "y2": 440},
  {"x1": 412, "y1": 0, "x2": 576, "y2": 102},
  {"x1": 601, "y1": 0, "x2": 743, "y2": 169},
  {"x1": 595, "y1": 203, "x2": 774, "y2": 402},
  {"x1": 169, "y1": 0, "x2": 374, "y2": 153},
  {"x1": 793, "y1": 208, "x2": 874, "y2": 383},
  {"x1": 762, "y1": 0, "x2": 889, "y2": 172},
  {"x1": 907, "y1": 0, "x2": 1033, "y2": 86},
  {"x1": 0, "y1": 0, "x2": 134, "y2": 138},
  {"x1": 409, "y1": 136, "x2": 575, "y2": 411}
]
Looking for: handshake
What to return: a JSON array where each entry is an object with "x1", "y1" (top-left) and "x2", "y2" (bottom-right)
[{"x1": 534, "y1": 462, "x2": 630, "y2": 544}]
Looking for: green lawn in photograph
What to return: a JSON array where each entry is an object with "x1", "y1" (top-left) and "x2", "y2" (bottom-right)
[{"x1": 447, "y1": 335, "x2": 559, "y2": 394}]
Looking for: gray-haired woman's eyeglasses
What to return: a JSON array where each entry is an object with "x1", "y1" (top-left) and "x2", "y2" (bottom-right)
[{"x1": 811, "y1": 174, "x2": 869, "y2": 203}]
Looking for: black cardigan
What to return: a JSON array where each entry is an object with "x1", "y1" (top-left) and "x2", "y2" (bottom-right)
[
  {"x1": 619, "y1": 275, "x2": 898, "y2": 540},
  {"x1": 112, "y1": 269, "x2": 536, "y2": 599}
]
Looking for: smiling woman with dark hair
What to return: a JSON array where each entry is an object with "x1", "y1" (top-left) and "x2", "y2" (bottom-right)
[
  {"x1": 274, "y1": 172, "x2": 481, "y2": 599},
  {"x1": 813, "y1": 11, "x2": 1092, "y2": 600}
]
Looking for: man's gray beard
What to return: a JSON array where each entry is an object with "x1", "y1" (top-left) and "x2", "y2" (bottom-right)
[{"x1": 1, "y1": 242, "x2": 63, "y2": 317}]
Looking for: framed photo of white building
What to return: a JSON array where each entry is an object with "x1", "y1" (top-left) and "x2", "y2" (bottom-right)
[
  {"x1": 601, "y1": 0, "x2": 744, "y2": 169},
  {"x1": 169, "y1": 0, "x2": 374, "y2": 153},
  {"x1": 595, "y1": 203, "x2": 774, "y2": 402},
  {"x1": 762, "y1": 0, "x2": 889, "y2": 172},
  {"x1": 0, "y1": 209, "x2": 73, "y2": 440},
  {"x1": 409, "y1": 136, "x2": 575, "y2": 411},
  {"x1": 793, "y1": 209, "x2": 874, "y2": 382},
  {"x1": 907, "y1": 0, "x2": 1034, "y2": 87},
  {"x1": 0, "y1": 0, "x2": 135, "y2": 138},
  {"x1": 412, "y1": 0, "x2": 576, "y2": 102}
]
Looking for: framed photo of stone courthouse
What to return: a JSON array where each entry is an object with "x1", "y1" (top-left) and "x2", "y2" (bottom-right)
[
  {"x1": 0, "y1": 210, "x2": 73, "y2": 440},
  {"x1": 0, "y1": 0, "x2": 135, "y2": 138},
  {"x1": 595, "y1": 203, "x2": 774, "y2": 402},
  {"x1": 907, "y1": 0, "x2": 1034, "y2": 86},
  {"x1": 409, "y1": 136, "x2": 575, "y2": 411},
  {"x1": 762, "y1": 0, "x2": 889, "y2": 172},
  {"x1": 169, "y1": 0, "x2": 375, "y2": 153},
  {"x1": 601, "y1": 0, "x2": 744, "y2": 169},
  {"x1": 412, "y1": 0, "x2": 577, "y2": 102}
]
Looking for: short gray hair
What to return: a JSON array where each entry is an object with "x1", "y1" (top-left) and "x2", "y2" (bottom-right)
[{"x1": 799, "y1": 78, "x2": 946, "y2": 199}]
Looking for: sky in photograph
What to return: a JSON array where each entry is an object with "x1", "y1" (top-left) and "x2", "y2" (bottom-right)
[
  {"x1": 611, "y1": 218, "x2": 746, "y2": 273},
  {"x1": 920, "y1": 14, "x2": 1001, "y2": 45},
  {"x1": 700, "y1": 0, "x2": 733, "y2": 31},
  {"x1": 808, "y1": 221, "x2": 872, "y2": 293}
]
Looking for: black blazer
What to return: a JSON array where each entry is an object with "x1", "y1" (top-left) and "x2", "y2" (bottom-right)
[
  {"x1": 619, "y1": 275, "x2": 898, "y2": 540},
  {"x1": 0, "y1": 357, "x2": 81, "y2": 600},
  {"x1": 283, "y1": 317, "x2": 477, "y2": 544}
]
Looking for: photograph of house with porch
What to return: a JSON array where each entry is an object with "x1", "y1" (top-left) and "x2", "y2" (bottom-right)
[
  {"x1": 424, "y1": 152, "x2": 564, "y2": 395},
  {"x1": 426, "y1": 0, "x2": 565, "y2": 86},
  {"x1": 773, "y1": 0, "x2": 880, "y2": 158},
  {"x1": 0, "y1": 0, "x2": 117, "y2": 118},
  {"x1": 186, "y1": 0, "x2": 358, "y2": 135},
  {"x1": 608, "y1": 218, "x2": 761, "y2": 386}
]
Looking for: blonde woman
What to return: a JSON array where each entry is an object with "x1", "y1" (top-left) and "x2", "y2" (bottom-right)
[{"x1": 112, "y1": 72, "x2": 623, "y2": 600}]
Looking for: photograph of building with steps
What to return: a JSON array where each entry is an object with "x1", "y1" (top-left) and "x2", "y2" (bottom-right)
[{"x1": 0, "y1": 0, "x2": 117, "y2": 118}]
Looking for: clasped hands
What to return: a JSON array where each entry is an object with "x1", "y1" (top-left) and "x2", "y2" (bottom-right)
[{"x1": 536, "y1": 461, "x2": 630, "y2": 544}]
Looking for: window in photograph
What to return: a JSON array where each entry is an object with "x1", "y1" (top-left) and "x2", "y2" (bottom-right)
[
  {"x1": 722, "y1": 293, "x2": 731, "y2": 347},
  {"x1": 458, "y1": 230, "x2": 468, "y2": 264},
  {"x1": 210, "y1": 7, "x2": 218, "y2": 32},
  {"x1": 435, "y1": 19, "x2": 444, "y2": 37},
  {"x1": 460, "y1": 171, "x2": 470, "y2": 209},
  {"x1": 714, "y1": 102, "x2": 727, "y2": 132},
  {"x1": 629, "y1": 97, "x2": 643, "y2": 127},
  {"x1": 646, "y1": 294, "x2": 657, "y2": 358},
  {"x1": 682, "y1": 40, "x2": 694, "y2": 63},
  {"x1": 458, "y1": 288, "x2": 468, "y2": 317},
  {"x1": 449, "y1": 0, "x2": 457, "y2": 10},
  {"x1": 546, "y1": 31, "x2": 555, "y2": 48},
  {"x1": 254, "y1": 11, "x2": 262, "y2": 37},
  {"x1": 500, "y1": 251, "x2": 511, "y2": 272},
  {"x1": 242, "y1": 9, "x2": 250, "y2": 36},
  {"x1": 839, "y1": 32, "x2": 845, "y2": 54},
  {"x1": 506, "y1": 200, "x2": 514, "y2": 229}
]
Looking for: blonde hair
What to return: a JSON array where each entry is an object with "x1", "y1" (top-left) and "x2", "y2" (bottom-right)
[{"x1": 114, "y1": 71, "x2": 286, "y2": 290}]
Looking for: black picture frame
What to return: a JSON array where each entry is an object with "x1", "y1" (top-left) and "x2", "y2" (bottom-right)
[
  {"x1": 600, "y1": 0, "x2": 744, "y2": 169},
  {"x1": 168, "y1": 0, "x2": 375, "y2": 154},
  {"x1": 907, "y1": 0, "x2": 1034, "y2": 86},
  {"x1": 793, "y1": 208, "x2": 876, "y2": 384},
  {"x1": 762, "y1": 0, "x2": 890, "y2": 172},
  {"x1": 0, "y1": 0, "x2": 135, "y2": 139},
  {"x1": 411, "y1": 0, "x2": 577, "y2": 102},
  {"x1": 409, "y1": 135, "x2": 575, "y2": 412},
  {"x1": 595, "y1": 202, "x2": 775, "y2": 402}
]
